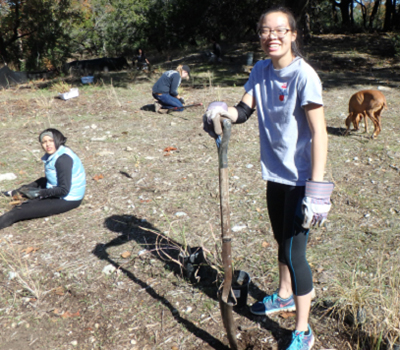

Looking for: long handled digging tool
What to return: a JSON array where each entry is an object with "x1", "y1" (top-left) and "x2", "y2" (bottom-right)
[
  {"x1": 216, "y1": 118, "x2": 238, "y2": 350},
  {"x1": 171, "y1": 102, "x2": 203, "y2": 110}
]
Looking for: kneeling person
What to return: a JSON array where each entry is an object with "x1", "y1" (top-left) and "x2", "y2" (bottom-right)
[{"x1": 152, "y1": 65, "x2": 190, "y2": 113}]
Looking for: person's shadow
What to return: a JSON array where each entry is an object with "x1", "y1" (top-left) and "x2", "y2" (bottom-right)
[{"x1": 92, "y1": 214, "x2": 292, "y2": 349}]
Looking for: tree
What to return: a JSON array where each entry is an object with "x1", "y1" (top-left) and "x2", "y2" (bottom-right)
[
  {"x1": 383, "y1": 0, "x2": 394, "y2": 31},
  {"x1": 285, "y1": 0, "x2": 310, "y2": 20},
  {"x1": 355, "y1": 0, "x2": 367, "y2": 28},
  {"x1": 369, "y1": 0, "x2": 381, "y2": 28},
  {"x1": 330, "y1": 0, "x2": 352, "y2": 26},
  {"x1": 0, "y1": 0, "x2": 80, "y2": 70}
]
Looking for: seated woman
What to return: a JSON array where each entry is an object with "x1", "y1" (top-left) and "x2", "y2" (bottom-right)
[
  {"x1": 0, "y1": 128, "x2": 86, "y2": 230},
  {"x1": 152, "y1": 65, "x2": 190, "y2": 113}
]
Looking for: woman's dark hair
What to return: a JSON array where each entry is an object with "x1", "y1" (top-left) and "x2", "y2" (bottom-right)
[
  {"x1": 39, "y1": 128, "x2": 67, "y2": 150},
  {"x1": 257, "y1": 6, "x2": 302, "y2": 57},
  {"x1": 137, "y1": 48, "x2": 145, "y2": 55}
]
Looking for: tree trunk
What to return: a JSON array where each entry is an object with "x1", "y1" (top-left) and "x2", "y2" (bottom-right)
[
  {"x1": 0, "y1": 36, "x2": 9, "y2": 64},
  {"x1": 332, "y1": 1, "x2": 339, "y2": 24},
  {"x1": 350, "y1": 0, "x2": 354, "y2": 26},
  {"x1": 369, "y1": 0, "x2": 380, "y2": 28},
  {"x1": 383, "y1": 0, "x2": 393, "y2": 31},
  {"x1": 393, "y1": 0, "x2": 400, "y2": 29},
  {"x1": 284, "y1": 0, "x2": 309, "y2": 20},
  {"x1": 355, "y1": 0, "x2": 367, "y2": 28},
  {"x1": 332, "y1": 0, "x2": 352, "y2": 26}
]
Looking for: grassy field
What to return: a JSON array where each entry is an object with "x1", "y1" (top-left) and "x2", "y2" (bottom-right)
[{"x1": 0, "y1": 34, "x2": 399, "y2": 350}]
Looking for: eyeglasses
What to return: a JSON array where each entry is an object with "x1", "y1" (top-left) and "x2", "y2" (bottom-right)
[{"x1": 258, "y1": 28, "x2": 291, "y2": 39}]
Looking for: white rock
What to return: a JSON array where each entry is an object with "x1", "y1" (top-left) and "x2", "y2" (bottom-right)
[
  {"x1": 185, "y1": 306, "x2": 193, "y2": 313},
  {"x1": 175, "y1": 211, "x2": 187, "y2": 217},
  {"x1": 353, "y1": 157, "x2": 358, "y2": 161},
  {"x1": 125, "y1": 146, "x2": 133, "y2": 152},
  {"x1": 0, "y1": 173, "x2": 17, "y2": 182},
  {"x1": 246, "y1": 164, "x2": 253, "y2": 169},
  {"x1": 8, "y1": 271, "x2": 17, "y2": 280},
  {"x1": 90, "y1": 136, "x2": 107, "y2": 142},
  {"x1": 138, "y1": 249, "x2": 147, "y2": 256},
  {"x1": 91, "y1": 124, "x2": 97, "y2": 129},
  {"x1": 102, "y1": 264, "x2": 116, "y2": 275},
  {"x1": 70, "y1": 340, "x2": 78, "y2": 346},
  {"x1": 232, "y1": 225, "x2": 246, "y2": 232},
  {"x1": 130, "y1": 339, "x2": 137, "y2": 345},
  {"x1": 96, "y1": 151, "x2": 114, "y2": 156},
  {"x1": 377, "y1": 85, "x2": 392, "y2": 91}
]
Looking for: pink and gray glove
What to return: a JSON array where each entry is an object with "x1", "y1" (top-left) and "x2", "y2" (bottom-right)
[
  {"x1": 203, "y1": 101, "x2": 233, "y2": 138},
  {"x1": 302, "y1": 180, "x2": 334, "y2": 229}
]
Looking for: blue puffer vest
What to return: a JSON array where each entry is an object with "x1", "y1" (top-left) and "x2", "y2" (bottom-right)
[{"x1": 42, "y1": 146, "x2": 86, "y2": 201}]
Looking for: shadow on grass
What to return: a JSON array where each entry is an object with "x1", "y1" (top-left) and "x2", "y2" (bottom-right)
[
  {"x1": 327, "y1": 126, "x2": 347, "y2": 136},
  {"x1": 92, "y1": 214, "x2": 292, "y2": 350}
]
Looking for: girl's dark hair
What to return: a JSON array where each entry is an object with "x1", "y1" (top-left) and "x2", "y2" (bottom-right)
[
  {"x1": 137, "y1": 48, "x2": 145, "y2": 55},
  {"x1": 257, "y1": 6, "x2": 302, "y2": 57},
  {"x1": 39, "y1": 128, "x2": 67, "y2": 150}
]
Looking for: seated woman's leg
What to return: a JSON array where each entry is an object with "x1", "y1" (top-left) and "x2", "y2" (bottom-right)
[
  {"x1": 154, "y1": 94, "x2": 183, "y2": 111},
  {"x1": 0, "y1": 198, "x2": 82, "y2": 230}
]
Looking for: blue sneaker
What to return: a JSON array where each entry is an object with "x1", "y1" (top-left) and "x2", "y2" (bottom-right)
[
  {"x1": 287, "y1": 325, "x2": 315, "y2": 350},
  {"x1": 250, "y1": 291, "x2": 296, "y2": 315}
]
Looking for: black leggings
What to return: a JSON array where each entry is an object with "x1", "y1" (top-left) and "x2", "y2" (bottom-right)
[
  {"x1": 266, "y1": 181, "x2": 312, "y2": 296},
  {"x1": 0, "y1": 197, "x2": 82, "y2": 230}
]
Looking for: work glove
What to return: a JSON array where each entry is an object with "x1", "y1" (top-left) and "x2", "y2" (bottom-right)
[
  {"x1": 2, "y1": 186, "x2": 28, "y2": 197},
  {"x1": 203, "y1": 101, "x2": 233, "y2": 138},
  {"x1": 18, "y1": 187, "x2": 41, "y2": 200},
  {"x1": 178, "y1": 97, "x2": 185, "y2": 105},
  {"x1": 302, "y1": 180, "x2": 334, "y2": 229}
]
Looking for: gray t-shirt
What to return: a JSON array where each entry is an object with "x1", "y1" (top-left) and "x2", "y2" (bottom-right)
[{"x1": 244, "y1": 57, "x2": 323, "y2": 186}]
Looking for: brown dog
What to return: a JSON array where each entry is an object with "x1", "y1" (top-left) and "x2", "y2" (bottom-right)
[{"x1": 345, "y1": 90, "x2": 387, "y2": 138}]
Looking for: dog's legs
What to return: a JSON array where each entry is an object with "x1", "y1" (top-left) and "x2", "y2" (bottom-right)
[
  {"x1": 363, "y1": 112, "x2": 368, "y2": 134},
  {"x1": 345, "y1": 113, "x2": 353, "y2": 135},
  {"x1": 375, "y1": 106, "x2": 384, "y2": 137},
  {"x1": 366, "y1": 110, "x2": 378, "y2": 139}
]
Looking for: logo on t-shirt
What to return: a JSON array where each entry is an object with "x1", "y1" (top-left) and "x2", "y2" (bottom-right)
[{"x1": 279, "y1": 83, "x2": 288, "y2": 102}]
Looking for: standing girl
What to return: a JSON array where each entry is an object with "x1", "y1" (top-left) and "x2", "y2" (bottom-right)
[
  {"x1": 0, "y1": 128, "x2": 86, "y2": 230},
  {"x1": 204, "y1": 7, "x2": 333, "y2": 350}
]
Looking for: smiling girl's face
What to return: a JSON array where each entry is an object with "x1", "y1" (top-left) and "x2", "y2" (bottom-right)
[
  {"x1": 41, "y1": 136, "x2": 56, "y2": 155},
  {"x1": 259, "y1": 11, "x2": 297, "y2": 69}
]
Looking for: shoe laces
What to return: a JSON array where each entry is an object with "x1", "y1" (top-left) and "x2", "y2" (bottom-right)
[
  {"x1": 262, "y1": 292, "x2": 278, "y2": 304},
  {"x1": 288, "y1": 330, "x2": 305, "y2": 350}
]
